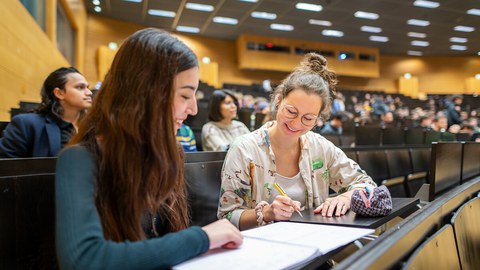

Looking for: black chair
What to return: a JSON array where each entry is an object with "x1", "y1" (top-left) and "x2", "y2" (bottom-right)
[
  {"x1": 0, "y1": 173, "x2": 59, "y2": 269},
  {"x1": 0, "y1": 121, "x2": 9, "y2": 138},
  {"x1": 384, "y1": 149, "x2": 411, "y2": 197},
  {"x1": 407, "y1": 147, "x2": 431, "y2": 197},
  {"x1": 238, "y1": 108, "x2": 253, "y2": 131},
  {"x1": 424, "y1": 130, "x2": 441, "y2": 144},
  {"x1": 0, "y1": 157, "x2": 57, "y2": 177},
  {"x1": 405, "y1": 128, "x2": 424, "y2": 145},
  {"x1": 402, "y1": 224, "x2": 460, "y2": 270},
  {"x1": 184, "y1": 160, "x2": 224, "y2": 226},
  {"x1": 440, "y1": 131, "x2": 455, "y2": 142},
  {"x1": 343, "y1": 149, "x2": 357, "y2": 163},
  {"x1": 184, "y1": 99, "x2": 209, "y2": 131},
  {"x1": 356, "y1": 150, "x2": 389, "y2": 186},
  {"x1": 340, "y1": 134, "x2": 355, "y2": 147},
  {"x1": 428, "y1": 142, "x2": 463, "y2": 201},
  {"x1": 184, "y1": 151, "x2": 227, "y2": 163},
  {"x1": 254, "y1": 112, "x2": 267, "y2": 130},
  {"x1": 355, "y1": 126, "x2": 382, "y2": 146},
  {"x1": 455, "y1": 133, "x2": 471, "y2": 142},
  {"x1": 322, "y1": 134, "x2": 341, "y2": 146},
  {"x1": 461, "y1": 142, "x2": 480, "y2": 183},
  {"x1": 450, "y1": 197, "x2": 480, "y2": 270},
  {"x1": 382, "y1": 127, "x2": 405, "y2": 145}
]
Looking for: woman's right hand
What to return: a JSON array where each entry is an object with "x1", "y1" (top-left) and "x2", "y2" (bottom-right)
[
  {"x1": 263, "y1": 195, "x2": 301, "y2": 222},
  {"x1": 202, "y1": 219, "x2": 243, "y2": 250}
]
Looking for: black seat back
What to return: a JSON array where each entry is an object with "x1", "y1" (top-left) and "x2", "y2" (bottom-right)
[{"x1": 184, "y1": 161, "x2": 224, "y2": 226}]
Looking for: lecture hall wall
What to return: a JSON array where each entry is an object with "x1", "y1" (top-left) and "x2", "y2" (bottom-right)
[{"x1": 1, "y1": 4, "x2": 479, "y2": 122}]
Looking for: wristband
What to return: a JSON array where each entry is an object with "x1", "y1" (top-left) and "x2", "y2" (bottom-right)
[{"x1": 255, "y1": 201, "x2": 269, "y2": 226}]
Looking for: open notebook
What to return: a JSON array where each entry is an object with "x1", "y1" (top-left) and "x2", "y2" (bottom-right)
[{"x1": 174, "y1": 222, "x2": 374, "y2": 270}]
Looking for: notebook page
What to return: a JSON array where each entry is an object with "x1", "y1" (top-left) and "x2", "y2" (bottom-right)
[
  {"x1": 242, "y1": 222, "x2": 374, "y2": 254},
  {"x1": 174, "y1": 236, "x2": 320, "y2": 270}
]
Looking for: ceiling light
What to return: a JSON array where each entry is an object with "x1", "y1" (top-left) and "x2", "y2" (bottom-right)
[
  {"x1": 148, "y1": 9, "x2": 176, "y2": 17},
  {"x1": 404, "y1": 73, "x2": 412, "y2": 79},
  {"x1": 413, "y1": 0, "x2": 439, "y2": 9},
  {"x1": 239, "y1": 0, "x2": 258, "y2": 2},
  {"x1": 123, "y1": 0, "x2": 142, "y2": 2},
  {"x1": 322, "y1": 30, "x2": 344, "y2": 37},
  {"x1": 449, "y1": 37, "x2": 468, "y2": 43},
  {"x1": 296, "y1": 3, "x2": 322, "y2": 12},
  {"x1": 176, "y1": 26, "x2": 200, "y2": 33},
  {"x1": 408, "y1": 32, "x2": 427, "y2": 38},
  {"x1": 251, "y1": 11, "x2": 277, "y2": 20},
  {"x1": 213, "y1": 16, "x2": 238, "y2": 25},
  {"x1": 408, "y1": 19, "x2": 430, "y2": 26},
  {"x1": 411, "y1": 40, "x2": 429, "y2": 47},
  {"x1": 407, "y1": 50, "x2": 423, "y2": 56},
  {"x1": 308, "y1": 19, "x2": 332, "y2": 26},
  {"x1": 270, "y1": 23, "x2": 294, "y2": 31},
  {"x1": 454, "y1": 26, "x2": 475, "y2": 32},
  {"x1": 369, "y1": 35, "x2": 389, "y2": 42},
  {"x1": 185, "y1": 3, "x2": 214, "y2": 12},
  {"x1": 361, "y1": 26, "x2": 382, "y2": 33},
  {"x1": 475, "y1": 74, "x2": 480, "y2": 80},
  {"x1": 92, "y1": 0, "x2": 100, "y2": 5},
  {"x1": 202, "y1": 57, "x2": 211, "y2": 64},
  {"x1": 450, "y1": 45, "x2": 467, "y2": 51},
  {"x1": 354, "y1": 11, "x2": 379, "y2": 20},
  {"x1": 94, "y1": 6, "x2": 102, "y2": 12},
  {"x1": 467, "y1": 9, "x2": 480, "y2": 16}
]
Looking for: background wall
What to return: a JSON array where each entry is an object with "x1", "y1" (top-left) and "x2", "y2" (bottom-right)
[{"x1": 0, "y1": 0, "x2": 86, "y2": 121}]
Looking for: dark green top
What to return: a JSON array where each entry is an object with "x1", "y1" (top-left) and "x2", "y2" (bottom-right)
[{"x1": 55, "y1": 145, "x2": 209, "y2": 269}]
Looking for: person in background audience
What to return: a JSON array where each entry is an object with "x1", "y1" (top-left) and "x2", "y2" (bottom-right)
[
  {"x1": 319, "y1": 113, "x2": 344, "y2": 135},
  {"x1": 202, "y1": 89, "x2": 250, "y2": 151},
  {"x1": 445, "y1": 95, "x2": 463, "y2": 127},
  {"x1": 431, "y1": 115, "x2": 448, "y2": 132},
  {"x1": 176, "y1": 123, "x2": 197, "y2": 152},
  {"x1": 0, "y1": 67, "x2": 92, "y2": 158},
  {"x1": 55, "y1": 28, "x2": 242, "y2": 270},
  {"x1": 380, "y1": 111, "x2": 397, "y2": 128},
  {"x1": 414, "y1": 115, "x2": 433, "y2": 130},
  {"x1": 218, "y1": 53, "x2": 376, "y2": 231},
  {"x1": 467, "y1": 117, "x2": 480, "y2": 133}
]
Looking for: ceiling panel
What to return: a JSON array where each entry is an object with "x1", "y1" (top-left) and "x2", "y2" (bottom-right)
[{"x1": 87, "y1": 0, "x2": 480, "y2": 56}]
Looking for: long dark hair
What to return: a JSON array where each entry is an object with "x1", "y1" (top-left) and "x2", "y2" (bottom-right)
[
  {"x1": 70, "y1": 28, "x2": 198, "y2": 241},
  {"x1": 35, "y1": 67, "x2": 81, "y2": 118}
]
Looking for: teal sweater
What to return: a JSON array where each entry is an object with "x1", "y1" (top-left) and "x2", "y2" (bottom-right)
[{"x1": 55, "y1": 146, "x2": 209, "y2": 269}]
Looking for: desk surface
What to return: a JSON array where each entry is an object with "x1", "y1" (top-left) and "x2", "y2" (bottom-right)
[{"x1": 289, "y1": 197, "x2": 420, "y2": 229}]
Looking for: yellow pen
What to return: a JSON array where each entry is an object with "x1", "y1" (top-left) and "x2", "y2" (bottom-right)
[{"x1": 273, "y1": 182, "x2": 303, "y2": 217}]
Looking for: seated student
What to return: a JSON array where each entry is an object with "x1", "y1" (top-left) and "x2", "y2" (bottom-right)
[
  {"x1": 319, "y1": 113, "x2": 344, "y2": 135},
  {"x1": 176, "y1": 123, "x2": 197, "y2": 152},
  {"x1": 0, "y1": 67, "x2": 92, "y2": 158},
  {"x1": 218, "y1": 53, "x2": 376, "y2": 231},
  {"x1": 55, "y1": 28, "x2": 242, "y2": 269},
  {"x1": 201, "y1": 89, "x2": 250, "y2": 151}
]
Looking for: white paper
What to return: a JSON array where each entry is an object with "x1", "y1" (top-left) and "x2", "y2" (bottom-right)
[
  {"x1": 175, "y1": 222, "x2": 374, "y2": 269},
  {"x1": 242, "y1": 222, "x2": 374, "y2": 254},
  {"x1": 174, "y1": 237, "x2": 320, "y2": 270}
]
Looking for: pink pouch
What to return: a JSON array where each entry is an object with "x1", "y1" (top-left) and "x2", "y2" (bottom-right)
[{"x1": 351, "y1": 185, "x2": 392, "y2": 217}]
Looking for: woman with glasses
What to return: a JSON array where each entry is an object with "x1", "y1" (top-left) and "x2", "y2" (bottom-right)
[
  {"x1": 202, "y1": 89, "x2": 250, "y2": 151},
  {"x1": 218, "y1": 53, "x2": 376, "y2": 230}
]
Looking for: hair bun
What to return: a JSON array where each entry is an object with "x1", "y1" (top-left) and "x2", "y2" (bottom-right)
[{"x1": 300, "y1": 53, "x2": 327, "y2": 74}]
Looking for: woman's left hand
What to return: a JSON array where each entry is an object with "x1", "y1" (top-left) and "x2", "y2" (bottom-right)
[{"x1": 313, "y1": 190, "x2": 354, "y2": 217}]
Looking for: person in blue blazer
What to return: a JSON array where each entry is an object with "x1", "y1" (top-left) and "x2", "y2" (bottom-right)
[{"x1": 0, "y1": 67, "x2": 92, "y2": 158}]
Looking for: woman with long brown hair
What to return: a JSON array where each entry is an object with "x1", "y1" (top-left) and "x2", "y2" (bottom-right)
[{"x1": 55, "y1": 28, "x2": 242, "y2": 269}]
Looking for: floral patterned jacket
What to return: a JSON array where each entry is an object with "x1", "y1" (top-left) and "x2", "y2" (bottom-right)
[{"x1": 217, "y1": 121, "x2": 376, "y2": 228}]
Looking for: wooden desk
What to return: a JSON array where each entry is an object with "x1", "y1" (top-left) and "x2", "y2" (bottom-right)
[{"x1": 289, "y1": 197, "x2": 420, "y2": 229}]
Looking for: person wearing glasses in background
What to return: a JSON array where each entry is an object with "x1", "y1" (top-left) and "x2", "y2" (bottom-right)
[{"x1": 218, "y1": 53, "x2": 376, "y2": 230}]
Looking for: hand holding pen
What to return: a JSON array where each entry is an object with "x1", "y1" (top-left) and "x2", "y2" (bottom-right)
[{"x1": 270, "y1": 182, "x2": 303, "y2": 218}]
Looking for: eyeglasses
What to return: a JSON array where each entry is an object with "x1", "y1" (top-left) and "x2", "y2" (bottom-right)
[{"x1": 281, "y1": 103, "x2": 320, "y2": 127}]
